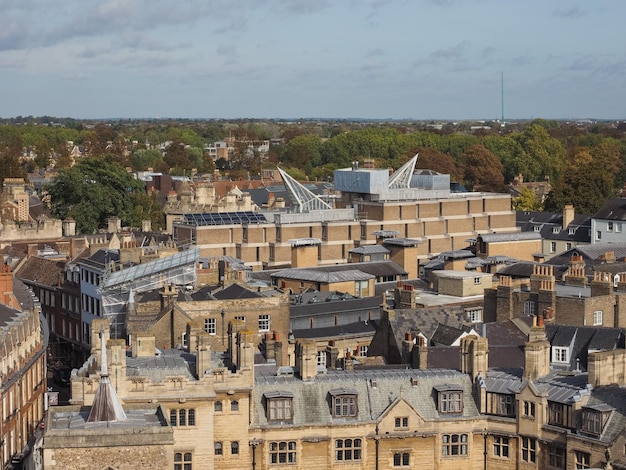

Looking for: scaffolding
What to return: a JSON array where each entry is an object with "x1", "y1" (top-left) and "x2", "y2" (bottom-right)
[{"x1": 98, "y1": 248, "x2": 199, "y2": 339}]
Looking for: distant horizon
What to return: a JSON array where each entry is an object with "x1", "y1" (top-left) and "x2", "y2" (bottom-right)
[
  {"x1": 3, "y1": 1, "x2": 625, "y2": 120},
  {"x1": 1, "y1": 115, "x2": 622, "y2": 123}
]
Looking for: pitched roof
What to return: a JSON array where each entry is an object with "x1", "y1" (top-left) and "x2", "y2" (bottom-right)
[
  {"x1": 253, "y1": 367, "x2": 480, "y2": 427},
  {"x1": 593, "y1": 198, "x2": 626, "y2": 221},
  {"x1": 15, "y1": 256, "x2": 65, "y2": 286}
]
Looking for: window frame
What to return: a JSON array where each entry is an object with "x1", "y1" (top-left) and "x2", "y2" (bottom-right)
[
  {"x1": 548, "y1": 401, "x2": 566, "y2": 427},
  {"x1": 552, "y1": 346, "x2": 569, "y2": 364},
  {"x1": 524, "y1": 300, "x2": 536, "y2": 316},
  {"x1": 331, "y1": 393, "x2": 358, "y2": 418},
  {"x1": 269, "y1": 441, "x2": 297, "y2": 465},
  {"x1": 259, "y1": 314, "x2": 271, "y2": 333},
  {"x1": 335, "y1": 438, "x2": 362, "y2": 462},
  {"x1": 581, "y1": 409, "x2": 603, "y2": 436},
  {"x1": 393, "y1": 451, "x2": 410, "y2": 467},
  {"x1": 523, "y1": 401, "x2": 536, "y2": 418},
  {"x1": 214, "y1": 442, "x2": 223, "y2": 456},
  {"x1": 575, "y1": 450, "x2": 590, "y2": 469},
  {"x1": 521, "y1": 436, "x2": 536, "y2": 463},
  {"x1": 267, "y1": 397, "x2": 293, "y2": 422},
  {"x1": 465, "y1": 307, "x2": 483, "y2": 323},
  {"x1": 231, "y1": 441, "x2": 239, "y2": 455},
  {"x1": 548, "y1": 445, "x2": 565, "y2": 469},
  {"x1": 437, "y1": 389, "x2": 463, "y2": 414},
  {"x1": 174, "y1": 451, "x2": 193, "y2": 470},
  {"x1": 204, "y1": 318, "x2": 216, "y2": 335},
  {"x1": 442, "y1": 434, "x2": 468, "y2": 457},
  {"x1": 593, "y1": 310, "x2": 602, "y2": 326},
  {"x1": 493, "y1": 436, "x2": 509, "y2": 458}
]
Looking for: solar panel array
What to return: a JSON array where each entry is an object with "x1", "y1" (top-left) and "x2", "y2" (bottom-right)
[{"x1": 183, "y1": 211, "x2": 267, "y2": 226}]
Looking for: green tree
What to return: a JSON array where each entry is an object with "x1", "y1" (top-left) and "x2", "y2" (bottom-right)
[
  {"x1": 0, "y1": 130, "x2": 25, "y2": 182},
  {"x1": 544, "y1": 149, "x2": 615, "y2": 214},
  {"x1": 131, "y1": 149, "x2": 163, "y2": 171},
  {"x1": 129, "y1": 189, "x2": 165, "y2": 231},
  {"x1": 281, "y1": 134, "x2": 322, "y2": 168},
  {"x1": 45, "y1": 157, "x2": 144, "y2": 234}
]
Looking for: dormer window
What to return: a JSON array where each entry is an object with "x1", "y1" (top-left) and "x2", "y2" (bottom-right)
[
  {"x1": 264, "y1": 391, "x2": 294, "y2": 422},
  {"x1": 534, "y1": 225, "x2": 541, "y2": 232},
  {"x1": 568, "y1": 227, "x2": 576, "y2": 235},
  {"x1": 552, "y1": 226, "x2": 561, "y2": 234},
  {"x1": 552, "y1": 347, "x2": 568, "y2": 364},
  {"x1": 329, "y1": 389, "x2": 358, "y2": 418},
  {"x1": 434, "y1": 385, "x2": 463, "y2": 414},
  {"x1": 581, "y1": 404, "x2": 613, "y2": 436}
]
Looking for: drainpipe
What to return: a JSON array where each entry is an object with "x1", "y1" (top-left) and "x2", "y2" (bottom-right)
[
  {"x1": 250, "y1": 441, "x2": 258, "y2": 470},
  {"x1": 483, "y1": 429, "x2": 488, "y2": 470},
  {"x1": 375, "y1": 424, "x2": 380, "y2": 470}
]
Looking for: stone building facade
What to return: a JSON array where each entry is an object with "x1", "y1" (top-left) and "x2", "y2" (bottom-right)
[
  {"x1": 0, "y1": 266, "x2": 47, "y2": 468},
  {"x1": 48, "y1": 313, "x2": 626, "y2": 470}
]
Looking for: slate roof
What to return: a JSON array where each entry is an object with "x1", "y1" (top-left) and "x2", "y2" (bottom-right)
[
  {"x1": 273, "y1": 268, "x2": 374, "y2": 283},
  {"x1": 517, "y1": 210, "x2": 591, "y2": 242},
  {"x1": 125, "y1": 348, "x2": 197, "y2": 382},
  {"x1": 290, "y1": 294, "x2": 381, "y2": 319},
  {"x1": 593, "y1": 198, "x2": 626, "y2": 221},
  {"x1": 292, "y1": 320, "x2": 377, "y2": 340},
  {"x1": 349, "y1": 245, "x2": 390, "y2": 255},
  {"x1": 252, "y1": 367, "x2": 479, "y2": 427},
  {"x1": 545, "y1": 324, "x2": 625, "y2": 371},
  {"x1": 212, "y1": 283, "x2": 262, "y2": 300},
  {"x1": 430, "y1": 324, "x2": 473, "y2": 346},
  {"x1": 478, "y1": 231, "x2": 542, "y2": 243},
  {"x1": 583, "y1": 385, "x2": 626, "y2": 445}
]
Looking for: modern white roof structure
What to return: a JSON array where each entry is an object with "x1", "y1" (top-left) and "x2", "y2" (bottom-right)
[
  {"x1": 278, "y1": 167, "x2": 333, "y2": 213},
  {"x1": 388, "y1": 153, "x2": 418, "y2": 189}
]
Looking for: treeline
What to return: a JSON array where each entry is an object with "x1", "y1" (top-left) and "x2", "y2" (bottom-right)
[{"x1": 1, "y1": 119, "x2": 626, "y2": 215}]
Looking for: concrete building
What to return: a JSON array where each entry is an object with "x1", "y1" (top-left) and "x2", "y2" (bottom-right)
[{"x1": 173, "y1": 156, "x2": 517, "y2": 271}]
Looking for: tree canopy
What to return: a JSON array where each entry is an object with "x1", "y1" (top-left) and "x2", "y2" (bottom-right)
[{"x1": 45, "y1": 157, "x2": 146, "y2": 234}]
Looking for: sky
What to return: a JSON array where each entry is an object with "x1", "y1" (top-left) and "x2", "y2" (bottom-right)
[{"x1": 1, "y1": 0, "x2": 625, "y2": 120}]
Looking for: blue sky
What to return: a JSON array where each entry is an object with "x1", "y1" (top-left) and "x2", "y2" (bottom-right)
[{"x1": 1, "y1": 0, "x2": 624, "y2": 120}]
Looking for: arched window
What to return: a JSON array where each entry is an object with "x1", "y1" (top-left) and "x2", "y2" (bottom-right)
[
  {"x1": 215, "y1": 442, "x2": 223, "y2": 456},
  {"x1": 231, "y1": 400, "x2": 239, "y2": 411},
  {"x1": 231, "y1": 441, "x2": 239, "y2": 455}
]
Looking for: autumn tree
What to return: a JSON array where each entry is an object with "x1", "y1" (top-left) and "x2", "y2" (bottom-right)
[
  {"x1": 461, "y1": 145, "x2": 506, "y2": 192},
  {"x1": 409, "y1": 147, "x2": 463, "y2": 182},
  {"x1": 513, "y1": 187, "x2": 542, "y2": 211}
]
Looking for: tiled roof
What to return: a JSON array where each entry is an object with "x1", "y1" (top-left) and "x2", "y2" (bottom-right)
[{"x1": 15, "y1": 256, "x2": 65, "y2": 286}]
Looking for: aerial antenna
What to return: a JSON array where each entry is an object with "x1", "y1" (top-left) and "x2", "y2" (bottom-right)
[{"x1": 501, "y1": 71, "x2": 505, "y2": 128}]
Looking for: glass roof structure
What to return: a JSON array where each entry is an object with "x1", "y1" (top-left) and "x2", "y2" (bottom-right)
[
  {"x1": 181, "y1": 211, "x2": 267, "y2": 226},
  {"x1": 101, "y1": 248, "x2": 199, "y2": 291}
]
